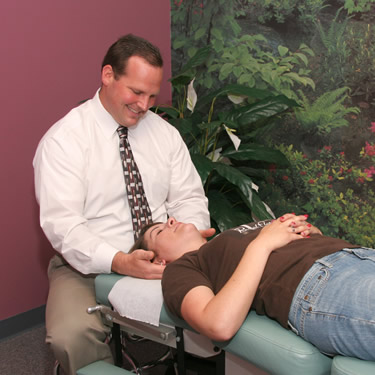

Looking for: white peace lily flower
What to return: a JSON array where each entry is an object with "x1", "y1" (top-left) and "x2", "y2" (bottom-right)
[
  {"x1": 228, "y1": 94, "x2": 247, "y2": 104},
  {"x1": 251, "y1": 182, "x2": 259, "y2": 192},
  {"x1": 207, "y1": 147, "x2": 222, "y2": 162},
  {"x1": 224, "y1": 124, "x2": 241, "y2": 151},
  {"x1": 187, "y1": 78, "x2": 197, "y2": 112}
]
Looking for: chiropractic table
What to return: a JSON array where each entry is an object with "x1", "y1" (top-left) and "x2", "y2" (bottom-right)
[{"x1": 77, "y1": 273, "x2": 375, "y2": 375}]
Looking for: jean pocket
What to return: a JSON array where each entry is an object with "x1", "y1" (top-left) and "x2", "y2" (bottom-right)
[
  {"x1": 342, "y1": 247, "x2": 375, "y2": 263},
  {"x1": 300, "y1": 266, "x2": 330, "y2": 305}
]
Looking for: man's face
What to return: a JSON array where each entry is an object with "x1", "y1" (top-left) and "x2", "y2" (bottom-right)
[
  {"x1": 100, "y1": 55, "x2": 163, "y2": 127},
  {"x1": 144, "y1": 218, "x2": 204, "y2": 263}
]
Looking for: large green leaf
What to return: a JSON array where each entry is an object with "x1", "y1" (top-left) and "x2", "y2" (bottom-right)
[
  {"x1": 197, "y1": 120, "x2": 222, "y2": 132},
  {"x1": 213, "y1": 163, "x2": 272, "y2": 220},
  {"x1": 245, "y1": 191, "x2": 274, "y2": 221},
  {"x1": 170, "y1": 46, "x2": 212, "y2": 85},
  {"x1": 169, "y1": 118, "x2": 199, "y2": 138},
  {"x1": 171, "y1": 74, "x2": 196, "y2": 86},
  {"x1": 152, "y1": 106, "x2": 179, "y2": 119},
  {"x1": 213, "y1": 163, "x2": 255, "y2": 206},
  {"x1": 191, "y1": 154, "x2": 215, "y2": 185},
  {"x1": 207, "y1": 190, "x2": 252, "y2": 232},
  {"x1": 197, "y1": 84, "x2": 273, "y2": 110},
  {"x1": 237, "y1": 166, "x2": 268, "y2": 179},
  {"x1": 222, "y1": 144, "x2": 290, "y2": 166},
  {"x1": 223, "y1": 95, "x2": 298, "y2": 126}
]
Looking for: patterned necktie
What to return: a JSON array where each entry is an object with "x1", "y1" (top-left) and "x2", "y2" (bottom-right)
[{"x1": 117, "y1": 126, "x2": 152, "y2": 240}]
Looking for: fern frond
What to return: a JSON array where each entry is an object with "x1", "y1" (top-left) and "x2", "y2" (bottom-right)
[{"x1": 295, "y1": 87, "x2": 359, "y2": 134}]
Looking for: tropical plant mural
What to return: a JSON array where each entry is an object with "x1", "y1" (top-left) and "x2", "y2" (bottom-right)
[{"x1": 169, "y1": 0, "x2": 375, "y2": 246}]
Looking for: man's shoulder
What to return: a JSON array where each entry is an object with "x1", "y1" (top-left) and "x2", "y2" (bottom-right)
[
  {"x1": 133, "y1": 111, "x2": 182, "y2": 143},
  {"x1": 142, "y1": 110, "x2": 178, "y2": 131},
  {"x1": 41, "y1": 99, "x2": 94, "y2": 140}
]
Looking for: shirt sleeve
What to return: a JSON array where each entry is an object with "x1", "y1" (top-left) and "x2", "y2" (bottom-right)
[
  {"x1": 165, "y1": 128, "x2": 210, "y2": 230},
  {"x1": 162, "y1": 252, "x2": 212, "y2": 318},
  {"x1": 33, "y1": 131, "x2": 119, "y2": 275}
]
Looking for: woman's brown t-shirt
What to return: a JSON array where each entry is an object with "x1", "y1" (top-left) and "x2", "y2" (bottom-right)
[{"x1": 162, "y1": 223, "x2": 355, "y2": 328}]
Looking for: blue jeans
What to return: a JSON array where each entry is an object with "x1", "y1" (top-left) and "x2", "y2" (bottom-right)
[{"x1": 288, "y1": 247, "x2": 375, "y2": 361}]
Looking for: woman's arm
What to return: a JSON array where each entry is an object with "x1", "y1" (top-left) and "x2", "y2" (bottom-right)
[{"x1": 180, "y1": 215, "x2": 310, "y2": 341}]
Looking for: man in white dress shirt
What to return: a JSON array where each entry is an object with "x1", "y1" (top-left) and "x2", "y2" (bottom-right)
[{"x1": 33, "y1": 34, "x2": 210, "y2": 375}]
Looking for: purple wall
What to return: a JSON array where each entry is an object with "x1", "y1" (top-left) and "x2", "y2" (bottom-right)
[{"x1": 0, "y1": 0, "x2": 171, "y2": 320}]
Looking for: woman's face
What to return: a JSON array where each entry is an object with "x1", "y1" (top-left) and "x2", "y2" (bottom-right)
[{"x1": 144, "y1": 217, "x2": 206, "y2": 263}]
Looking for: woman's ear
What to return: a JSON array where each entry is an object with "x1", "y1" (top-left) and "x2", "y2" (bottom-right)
[{"x1": 153, "y1": 257, "x2": 166, "y2": 266}]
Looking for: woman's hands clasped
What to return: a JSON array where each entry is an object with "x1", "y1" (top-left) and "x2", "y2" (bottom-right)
[{"x1": 255, "y1": 213, "x2": 320, "y2": 254}]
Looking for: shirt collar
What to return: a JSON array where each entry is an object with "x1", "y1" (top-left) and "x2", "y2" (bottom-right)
[
  {"x1": 90, "y1": 88, "x2": 120, "y2": 139},
  {"x1": 90, "y1": 88, "x2": 143, "y2": 139}
]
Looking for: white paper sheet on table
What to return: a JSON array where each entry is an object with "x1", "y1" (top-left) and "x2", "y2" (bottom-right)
[{"x1": 108, "y1": 276, "x2": 163, "y2": 326}]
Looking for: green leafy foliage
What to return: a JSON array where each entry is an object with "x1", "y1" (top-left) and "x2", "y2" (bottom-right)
[
  {"x1": 171, "y1": 1, "x2": 242, "y2": 74},
  {"x1": 153, "y1": 47, "x2": 298, "y2": 232},
  {"x1": 314, "y1": 8, "x2": 350, "y2": 89},
  {"x1": 294, "y1": 87, "x2": 360, "y2": 134},
  {"x1": 344, "y1": 22, "x2": 375, "y2": 103},
  {"x1": 170, "y1": 1, "x2": 316, "y2": 102},
  {"x1": 247, "y1": 0, "x2": 328, "y2": 25},
  {"x1": 259, "y1": 144, "x2": 375, "y2": 247},
  {"x1": 342, "y1": 0, "x2": 375, "y2": 14},
  {"x1": 208, "y1": 35, "x2": 315, "y2": 101}
]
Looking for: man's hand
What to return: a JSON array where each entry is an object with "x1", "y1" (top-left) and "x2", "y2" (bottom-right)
[
  {"x1": 111, "y1": 250, "x2": 164, "y2": 279},
  {"x1": 200, "y1": 228, "x2": 216, "y2": 238}
]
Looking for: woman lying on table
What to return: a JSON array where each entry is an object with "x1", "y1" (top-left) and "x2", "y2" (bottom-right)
[{"x1": 130, "y1": 213, "x2": 375, "y2": 361}]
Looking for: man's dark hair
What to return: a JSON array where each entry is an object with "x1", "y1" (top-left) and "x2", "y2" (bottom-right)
[{"x1": 102, "y1": 34, "x2": 163, "y2": 78}]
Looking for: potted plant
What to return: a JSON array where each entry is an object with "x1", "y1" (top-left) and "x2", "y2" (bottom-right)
[{"x1": 154, "y1": 47, "x2": 298, "y2": 232}]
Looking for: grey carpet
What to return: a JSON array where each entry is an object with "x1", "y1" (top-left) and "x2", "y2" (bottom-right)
[
  {"x1": 0, "y1": 324, "x2": 55, "y2": 375},
  {"x1": 0, "y1": 325, "x2": 202, "y2": 375}
]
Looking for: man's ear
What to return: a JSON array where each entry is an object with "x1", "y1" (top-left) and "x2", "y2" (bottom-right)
[{"x1": 101, "y1": 65, "x2": 115, "y2": 86}]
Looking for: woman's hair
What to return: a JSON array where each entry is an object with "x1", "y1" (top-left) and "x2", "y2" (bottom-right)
[
  {"x1": 128, "y1": 222, "x2": 161, "y2": 253},
  {"x1": 101, "y1": 34, "x2": 163, "y2": 79}
]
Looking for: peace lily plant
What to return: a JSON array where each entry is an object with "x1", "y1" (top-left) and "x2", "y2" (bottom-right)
[{"x1": 154, "y1": 47, "x2": 298, "y2": 232}]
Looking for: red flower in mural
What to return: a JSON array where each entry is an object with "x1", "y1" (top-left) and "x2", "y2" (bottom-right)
[
  {"x1": 328, "y1": 175, "x2": 333, "y2": 181},
  {"x1": 364, "y1": 142, "x2": 375, "y2": 157},
  {"x1": 268, "y1": 164, "x2": 277, "y2": 173},
  {"x1": 308, "y1": 179, "x2": 315, "y2": 184},
  {"x1": 300, "y1": 171, "x2": 307, "y2": 176},
  {"x1": 356, "y1": 177, "x2": 365, "y2": 184},
  {"x1": 364, "y1": 166, "x2": 375, "y2": 178},
  {"x1": 369, "y1": 122, "x2": 375, "y2": 133},
  {"x1": 324, "y1": 145, "x2": 332, "y2": 151},
  {"x1": 282, "y1": 175, "x2": 289, "y2": 181}
]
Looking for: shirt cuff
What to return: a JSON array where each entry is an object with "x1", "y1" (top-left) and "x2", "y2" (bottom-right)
[{"x1": 91, "y1": 242, "x2": 121, "y2": 274}]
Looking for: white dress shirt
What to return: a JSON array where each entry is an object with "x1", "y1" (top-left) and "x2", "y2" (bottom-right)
[{"x1": 33, "y1": 90, "x2": 209, "y2": 274}]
